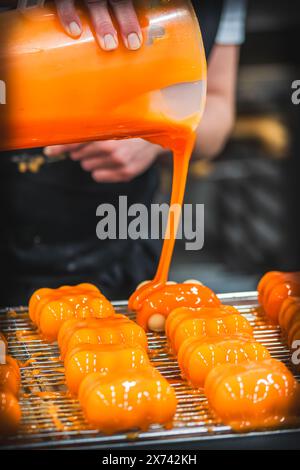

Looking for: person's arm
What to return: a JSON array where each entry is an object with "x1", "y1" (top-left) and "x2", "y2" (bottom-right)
[
  {"x1": 193, "y1": 0, "x2": 247, "y2": 159},
  {"x1": 193, "y1": 44, "x2": 240, "y2": 160}
]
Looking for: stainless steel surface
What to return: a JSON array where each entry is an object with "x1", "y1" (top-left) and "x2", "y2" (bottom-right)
[{"x1": 0, "y1": 291, "x2": 299, "y2": 449}]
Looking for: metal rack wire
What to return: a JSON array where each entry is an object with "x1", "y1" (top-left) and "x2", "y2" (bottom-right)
[{"x1": 0, "y1": 292, "x2": 299, "y2": 449}]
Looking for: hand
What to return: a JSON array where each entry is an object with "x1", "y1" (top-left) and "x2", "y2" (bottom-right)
[
  {"x1": 44, "y1": 139, "x2": 162, "y2": 183},
  {"x1": 54, "y1": 0, "x2": 143, "y2": 51}
]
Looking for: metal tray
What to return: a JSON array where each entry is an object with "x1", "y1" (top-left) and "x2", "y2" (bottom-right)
[{"x1": 0, "y1": 291, "x2": 300, "y2": 450}]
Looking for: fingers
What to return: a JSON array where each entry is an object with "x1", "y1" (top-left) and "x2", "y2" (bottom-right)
[
  {"x1": 55, "y1": 0, "x2": 82, "y2": 38},
  {"x1": 68, "y1": 141, "x2": 117, "y2": 160},
  {"x1": 80, "y1": 156, "x2": 115, "y2": 171},
  {"x1": 44, "y1": 143, "x2": 85, "y2": 156},
  {"x1": 85, "y1": 0, "x2": 118, "y2": 51},
  {"x1": 44, "y1": 142, "x2": 116, "y2": 158},
  {"x1": 109, "y1": 0, "x2": 142, "y2": 50},
  {"x1": 92, "y1": 167, "x2": 136, "y2": 183},
  {"x1": 79, "y1": 146, "x2": 132, "y2": 173},
  {"x1": 44, "y1": 139, "x2": 158, "y2": 183},
  {"x1": 56, "y1": 0, "x2": 142, "y2": 51},
  {"x1": 87, "y1": 139, "x2": 158, "y2": 182}
]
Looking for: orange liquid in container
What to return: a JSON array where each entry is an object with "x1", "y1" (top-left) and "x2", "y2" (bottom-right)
[{"x1": 0, "y1": 1, "x2": 206, "y2": 150}]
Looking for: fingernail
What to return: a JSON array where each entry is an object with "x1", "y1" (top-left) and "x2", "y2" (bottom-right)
[
  {"x1": 102, "y1": 34, "x2": 118, "y2": 51},
  {"x1": 68, "y1": 21, "x2": 81, "y2": 37},
  {"x1": 127, "y1": 32, "x2": 141, "y2": 50}
]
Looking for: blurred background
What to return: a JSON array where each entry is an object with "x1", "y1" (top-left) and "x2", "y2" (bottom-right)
[{"x1": 165, "y1": 0, "x2": 300, "y2": 292}]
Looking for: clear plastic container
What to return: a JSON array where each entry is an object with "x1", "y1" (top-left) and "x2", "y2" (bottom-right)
[{"x1": 0, "y1": 0, "x2": 207, "y2": 151}]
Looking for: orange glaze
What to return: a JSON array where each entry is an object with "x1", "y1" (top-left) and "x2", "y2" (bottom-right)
[
  {"x1": 64, "y1": 343, "x2": 150, "y2": 395},
  {"x1": 78, "y1": 368, "x2": 177, "y2": 433},
  {"x1": 58, "y1": 315, "x2": 148, "y2": 359},
  {"x1": 178, "y1": 335, "x2": 270, "y2": 388},
  {"x1": 263, "y1": 276, "x2": 300, "y2": 307},
  {"x1": 256, "y1": 271, "x2": 300, "y2": 305},
  {"x1": 0, "y1": 389, "x2": 21, "y2": 435},
  {"x1": 279, "y1": 297, "x2": 300, "y2": 352},
  {"x1": 205, "y1": 359, "x2": 300, "y2": 431},
  {"x1": 29, "y1": 284, "x2": 115, "y2": 341},
  {"x1": 257, "y1": 271, "x2": 281, "y2": 303},
  {"x1": 258, "y1": 273, "x2": 300, "y2": 368},
  {"x1": 128, "y1": 135, "x2": 200, "y2": 318},
  {"x1": 0, "y1": 356, "x2": 21, "y2": 396},
  {"x1": 278, "y1": 297, "x2": 300, "y2": 332},
  {"x1": 258, "y1": 272, "x2": 300, "y2": 304},
  {"x1": 166, "y1": 306, "x2": 253, "y2": 353},
  {"x1": 259, "y1": 272, "x2": 286, "y2": 304},
  {"x1": 257, "y1": 272, "x2": 300, "y2": 322},
  {"x1": 131, "y1": 282, "x2": 220, "y2": 331},
  {"x1": 264, "y1": 281, "x2": 300, "y2": 323},
  {"x1": 288, "y1": 317, "x2": 300, "y2": 348}
]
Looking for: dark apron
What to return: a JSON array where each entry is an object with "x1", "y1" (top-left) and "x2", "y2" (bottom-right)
[{"x1": 0, "y1": 1, "x2": 223, "y2": 306}]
